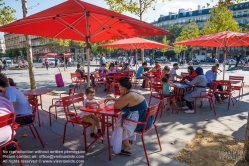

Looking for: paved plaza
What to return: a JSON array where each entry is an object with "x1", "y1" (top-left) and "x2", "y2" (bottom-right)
[{"x1": 1, "y1": 63, "x2": 249, "y2": 166}]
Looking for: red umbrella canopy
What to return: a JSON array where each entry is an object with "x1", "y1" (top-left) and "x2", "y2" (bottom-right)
[
  {"x1": 0, "y1": 0, "x2": 170, "y2": 42},
  {"x1": 99, "y1": 37, "x2": 172, "y2": 49},
  {"x1": 174, "y1": 31, "x2": 249, "y2": 48}
]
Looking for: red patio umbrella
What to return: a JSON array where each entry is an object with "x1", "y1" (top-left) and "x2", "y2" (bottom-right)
[
  {"x1": 0, "y1": 0, "x2": 170, "y2": 86},
  {"x1": 174, "y1": 31, "x2": 249, "y2": 79},
  {"x1": 100, "y1": 37, "x2": 171, "y2": 70}
]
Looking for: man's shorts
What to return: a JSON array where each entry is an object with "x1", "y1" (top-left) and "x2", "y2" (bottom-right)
[{"x1": 81, "y1": 114, "x2": 93, "y2": 123}]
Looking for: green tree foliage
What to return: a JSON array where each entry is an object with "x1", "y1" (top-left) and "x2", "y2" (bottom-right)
[
  {"x1": 160, "y1": 36, "x2": 170, "y2": 53},
  {"x1": 174, "y1": 22, "x2": 201, "y2": 54},
  {"x1": 5, "y1": 48, "x2": 20, "y2": 58},
  {"x1": 104, "y1": 0, "x2": 165, "y2": 19},
  {"x1": 0, "y1": 0, "x2": 16, "y2": 25},
  {"x1": 91, "y1": 40, "x2": 117, "y2": 56},
  {"x1": 202, "y1": 7, "x2": 241, "y2": 35}
]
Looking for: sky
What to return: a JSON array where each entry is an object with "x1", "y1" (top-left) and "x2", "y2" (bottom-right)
[
  {"x1": 1, "y1": 0, "x2": 243, "y2": 37},
  {"x1": 4, "y1": 0, "x2": 219, "y2": 22}
]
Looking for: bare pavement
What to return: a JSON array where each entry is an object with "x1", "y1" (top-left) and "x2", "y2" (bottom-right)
[{"x1": 1, "y1": 64, "x2": 249, "y2": 166}]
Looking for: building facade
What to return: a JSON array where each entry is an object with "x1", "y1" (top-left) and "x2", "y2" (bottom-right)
[
  {"x1": 152, "y1": 2, "x2": 249, "y2": 58},
  {"x1": 4, "y1": 33, "x2": 85, "y2": 60},
  {"x1": 0, "y1": 37, "x2": 6, "y2": 54}
]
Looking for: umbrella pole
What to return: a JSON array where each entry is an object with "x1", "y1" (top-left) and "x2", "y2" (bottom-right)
[
  {"x1": 86, "y1": 38, "x2": 91, "y2": 88},
  {"x1": 222, "y1": 47, "x2": 227, "y2": 80},
  {"x1": 136, "y1": 49, "x2": 138, "y2": 71}
]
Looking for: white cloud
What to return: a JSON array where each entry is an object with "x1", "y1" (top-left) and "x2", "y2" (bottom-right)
[{"x1": 161, "y1": 1, "x2": 198, "y2": 15}]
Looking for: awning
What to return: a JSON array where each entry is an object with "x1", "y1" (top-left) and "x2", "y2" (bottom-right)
[{"x1": 33, "y1": 52, "x2": 58, "y2": 58}]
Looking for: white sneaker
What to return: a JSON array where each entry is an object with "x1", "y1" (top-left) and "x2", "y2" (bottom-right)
[
  {"x1": 185, "y1": 110, "x2": 194, "y2": 114},
  {"x1": 181, "y1": 106, "x2": 189, "y2": 110}
]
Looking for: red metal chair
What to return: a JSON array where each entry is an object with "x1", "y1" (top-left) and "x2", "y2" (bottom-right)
[
  {"x1": 48, "y1": 86, "x2": 76, "y2": 126},
  {"x1": 194, "y1": 83, "x2": 218, "y2": 115},
  {"x1": 0, "y1": 113, "x2": 22, "y2": 166},
  {"x1": 213, "y1": 80, "x2": 236, "y2": 110},
  {"x1": 229, "y1": 76, "x2": 244, "y2": 100},
  {"x1": 121, "y1": 103, "x2": 161, "y2": 166},
  {"x1": 94, "y1": 70, "x2": 107, "y2": 92},
  {"x1": 148, "y1": 83, "x2": 178, "y2": 116},
  {"x1": 14, "y1": 96, "x2": 45, "y2": 148},
  {"x1": 61, "y1": 93, "x2": 98, "y2": 153}
]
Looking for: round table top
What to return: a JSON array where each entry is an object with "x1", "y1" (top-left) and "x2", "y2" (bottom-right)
[
  {"x1": 23, "y1": 88, "x2": 53, "y2": 96},
  {"x1": 80, "y1": 105, "x2": 120, "y2": 117},
  {"x1": 170, "y1": 83, "x2": 192, "y2": 88}
]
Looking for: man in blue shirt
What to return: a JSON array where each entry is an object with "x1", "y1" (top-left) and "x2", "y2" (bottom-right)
[
  {"x1": 205, "y1": 66, "x2": 227, "y2": 103},
  {"x1": 136, "y1": 62, "x2": 148, "y2": 88},
  {"x1": 0, "y1": 73, "x2": 32, "y2": 125}
]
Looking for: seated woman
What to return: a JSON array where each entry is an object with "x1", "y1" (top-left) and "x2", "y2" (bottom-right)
[
  {"x1": 160, "y1": 66, "x2": 170, "y2": 80},
  {"x1": 0, "y1": 96, "x2": 15, "y2": 148},
  {"x1": 105, "y1": 63, "x2": 117, "y2": 91},
  {"x1": 180, "y1": 66, "x2": 197, "y2": 83},
  {"x1": 108, "y1": 77, "x2": 154, "y2": 155},
  {"x1": 121, "y1": 63, "x2": 130, "y2": 72},
  {"x1": 182, "y1": 67, "x2": 207, "y2": 114},
  {"x1": 0, "y1": 73, "x2": 32, "y2": 124}
]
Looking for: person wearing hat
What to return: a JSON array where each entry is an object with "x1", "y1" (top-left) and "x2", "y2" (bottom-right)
[{"x1": 182, "y1": 67, "x2": 207, "y2": 114}]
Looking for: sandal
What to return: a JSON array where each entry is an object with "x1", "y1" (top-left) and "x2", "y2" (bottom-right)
[{"x1": 120, "y1": 150, "x2": 131, "y2": 156}]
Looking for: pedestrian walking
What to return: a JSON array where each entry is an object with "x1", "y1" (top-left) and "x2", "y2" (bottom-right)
[
  {"x1": 3, "y1": 59, "x2": 7, "y2": 70},
  {"x1": 65, "y1": 58, "x2": 68, "y2": 69},
  {"x1": 228, "y1": 58, "x2": 231, "y2": 69},
  {"x1": 45, "y1": 58, "x2": 49, "y2": 70},
  {"x1": 235, "y1": 53, "x2": 242, "y2": 68},
  {"x1": 55, "y1": 58, "x2": 58, "y2": 67}
]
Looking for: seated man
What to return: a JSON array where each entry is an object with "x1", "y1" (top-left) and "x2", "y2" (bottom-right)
[
  {"x1": 205, "y1": 66, "x2": 227, "y2": 104},
  {"x1": 0, "y1": 73, "x2": 32, "y2": 125},
  {"x1": 150, "y1": 61, "x2": 161, "y2": 78},
  {"x1": 136, "y1": 62, "x2": 148, "y2": 88},
  {"x1": 169, "y1": 63, "x2": 182, "y2": 82},
  {"x1": 75, "y1": 64, "x2": 86, "y2": 79}
]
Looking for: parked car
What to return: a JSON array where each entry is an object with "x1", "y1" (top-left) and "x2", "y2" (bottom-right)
[
  {"x1": 155, "y1": 56, "x2": 166, "y2": 61},
  {"x1": 192, "y1": 55, "x2": 206, "y2": 62},
  {"x1": 1, "y1": 57, "x2": 11, "y2": 64}
]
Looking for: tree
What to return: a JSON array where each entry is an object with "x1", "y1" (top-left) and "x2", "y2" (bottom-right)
[
  {"x1": 105, "y1": 0, "x2": 165, "y2": 63},
  {"x1": 202, "y1": 7, "x2": 241, "y2": 35},
  {"x1": 0, "y1": 0, "x2": 16, "y2": 25},
  {"x1": 21, "y1": 0, "x2": 37, "y2": 89},
  {"x1": 54, "y1": 38, "x2": 70, "y2": 71},
  {"x1": 174, "y1": 21, "x2": 201, "y2": 54},
  {"x1": 160, "y1": 36, "x2": 170, "y2": 53}
]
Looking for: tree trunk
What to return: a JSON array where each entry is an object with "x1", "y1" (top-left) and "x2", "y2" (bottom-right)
[
  {"x1": 139, "y1": 0, "x2": 144, "y2": 63},
  {"x1": 244, "y1": 111, "x2": 249, "y2": 160},
  {"x1": 22, "y1": 0, "x2": 36, "y2": 89}
]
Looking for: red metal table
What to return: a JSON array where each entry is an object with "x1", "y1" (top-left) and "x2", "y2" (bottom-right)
[
  {"x1": 23, "y1": 88, "x2": 53, "y2": 126},
  {"x1": 170, "y1": 83, "x2": 193, "y2": 106},
  {"x1": 80, "y1": 103, "x2": 120, "y2": 161}
]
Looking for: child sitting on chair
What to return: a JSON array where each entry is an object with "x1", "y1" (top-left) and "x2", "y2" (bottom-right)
[
  {"x1": 80, "y1": 87, "x2": 103, "y2": 140},
  {"x1": 161, "y1": 74, "x2": 177, "y2": 110}
]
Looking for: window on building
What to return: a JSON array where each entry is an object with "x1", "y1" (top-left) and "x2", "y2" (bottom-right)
[
  {"x1": 233, "y1": 12, "x2": 236, "y2": 17},
  {"x1": 243, "y1": 19, "x2": 247, "y2": 24},
  {"x1": 244, "y1": 11, "x2": 248, "y2": 16},
  {"x1": 238, "y1": 12, "x2": 242, "y2": 17},
  {"x1": 182, "y1": 19, "x2": 185, "y2": 23},
  {"x1": 189, "y1": 11, "x2": 192, "y2": 16},
  {"x1": 203, "y1": 17, "x2": 206, "y2": 21}
]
